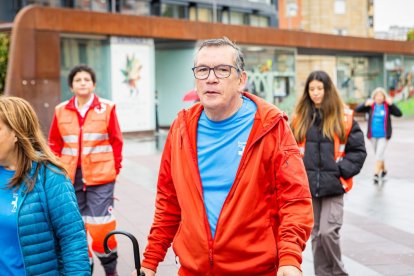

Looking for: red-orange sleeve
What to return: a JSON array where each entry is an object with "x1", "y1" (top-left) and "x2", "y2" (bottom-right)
[{"x1": 274, "y1": 118, "x2": 314, "y2": 270}]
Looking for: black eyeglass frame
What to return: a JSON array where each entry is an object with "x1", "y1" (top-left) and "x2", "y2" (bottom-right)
[{"x1": 191, "y1": 64, "x2": 240, "y2": 80}]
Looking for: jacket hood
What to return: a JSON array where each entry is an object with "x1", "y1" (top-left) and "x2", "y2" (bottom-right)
[
  {"x1": 177, "y1": 92, "x2": 287, "y2": 151},
  {"x1": 180, "y1": 92, "x2": 286, "y2": 131}
]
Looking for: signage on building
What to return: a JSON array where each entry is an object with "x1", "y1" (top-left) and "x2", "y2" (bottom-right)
[{"x1": 110, "y1": 37, "x2": 155, "y2": 132}]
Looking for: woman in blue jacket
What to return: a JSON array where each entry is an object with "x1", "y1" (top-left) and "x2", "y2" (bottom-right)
[
  {"x1": 0, "y1": 96, "x2": 90, "y2": 275},
  {"x1": 355, "y1": 87, "x2": 402, "y2": 183}
]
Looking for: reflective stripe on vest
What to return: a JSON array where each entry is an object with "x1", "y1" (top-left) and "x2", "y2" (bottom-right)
[
  {"x1": 62, "y1": 147, "x2": 78, "y2": 156},
  {"x1": 297, "y1": 109, "x2": 354, "y2": 192},
  {"x1": 62, "y1": 135, "x2": 78, "y2": 143},
  {"x1": 83, "y1": 133, "x2": 109, "y2": 141},
  {"x1": 83, "y1": 145, "x2": 113, "y2": 155}
]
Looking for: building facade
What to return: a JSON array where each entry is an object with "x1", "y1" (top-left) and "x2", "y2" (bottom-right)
[
  {"x1": 278, "y1": 0, "x2": 380, "y2": 104},
  {"x1": 2, "y1": 2, "x2": 414, "y2": 134}
]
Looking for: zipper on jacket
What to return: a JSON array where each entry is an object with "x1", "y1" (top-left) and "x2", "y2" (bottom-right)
[
  {"x1": 209, "y1": 248, "x2": 214, "y2": 267},
  {"x1": 215, "y1": 116, "x2": 283, "y2": 234},
  {"x1": 180, "y1": 110, "x2": 215, "y2": 274}
]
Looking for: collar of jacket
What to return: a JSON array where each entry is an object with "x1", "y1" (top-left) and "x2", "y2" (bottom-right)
[
  {"x1": 65, "y1": 94, "x2": 101, "y2": 111},
  {"x1": 177, "y1": 92, "x2": 287, "y2": 152}
]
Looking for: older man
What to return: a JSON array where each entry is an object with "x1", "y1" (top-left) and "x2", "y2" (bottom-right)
[{"x1": 138, "y1": 37, "x2": 313, "y2": 276}]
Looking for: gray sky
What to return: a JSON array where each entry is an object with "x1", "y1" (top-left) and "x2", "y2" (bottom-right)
[{"x1": 374, "y1": 0, "x2": 414, "y2": 31}]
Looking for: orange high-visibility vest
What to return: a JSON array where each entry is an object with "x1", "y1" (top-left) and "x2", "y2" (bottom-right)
[
  {"x1": 297, "y1": 109, "x2": 354, "y2": 192},
  {"x1": 55, "y1": 99, "x2": 117, "y2": 185}
]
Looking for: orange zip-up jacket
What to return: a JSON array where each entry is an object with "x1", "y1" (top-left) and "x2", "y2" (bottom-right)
[{"x1": 142, "y1": 93, "x2": 313, "y2": 275}]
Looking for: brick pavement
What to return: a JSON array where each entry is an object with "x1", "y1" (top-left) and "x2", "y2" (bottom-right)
[{"x1": 93, "y1": 118, "x2": 414, "y2": 276}]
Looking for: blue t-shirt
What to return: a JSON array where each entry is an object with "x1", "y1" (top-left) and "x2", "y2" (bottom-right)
[
  {"x1": 371, "y1": 104, "x2": 386, "y2": 138},
  {"x1": 0, "y1": 166, "x2": 25, "y2": 275},
  {"x1": 197, "y1": 96, "x2": 257, "y2": 238}
]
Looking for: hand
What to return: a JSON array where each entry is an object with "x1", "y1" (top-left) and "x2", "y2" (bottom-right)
[
  {"x1": 131, "y1": 267, "x2": 156, "y2": 276},
  {"x1": 365, "y1": 99, "x2": 374, "y2": 106},
  {"x1": 277, "y1": 265, "x2": 302, "y2": 276},
  {"x1": 386, "y1": 97, "x2": 393, "y2": 105}
]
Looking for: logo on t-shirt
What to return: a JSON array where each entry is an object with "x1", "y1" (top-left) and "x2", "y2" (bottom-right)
[
  {"x1": 11, "y1": 193, "x2": 18, "y2": 213},
  {"x1": 238, "y1": 141, "x2": 247, "y2": 156}
]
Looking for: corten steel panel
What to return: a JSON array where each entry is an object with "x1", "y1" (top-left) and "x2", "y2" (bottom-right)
[
  {"x1": 33, "y1": 31, "x2": 61, "y2": 134},
  {"x1": 28, "y1": 6, "x2": 414, "y2": 55},
  {"x1": 6, "y1": 7, "x2": 61, "y2": 134}
]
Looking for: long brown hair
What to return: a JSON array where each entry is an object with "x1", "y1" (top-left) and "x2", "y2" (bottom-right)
[
  {"x1": 0, "y1": 96, "x2": 67, "y2": 191},
  {"x1": 292, "y1": 70, "x2": 346, "y2": 142}
]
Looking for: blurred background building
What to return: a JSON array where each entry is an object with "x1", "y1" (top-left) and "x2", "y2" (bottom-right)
[{"x1": 1, "y1": 0, "x2": 413, "y2": 134}]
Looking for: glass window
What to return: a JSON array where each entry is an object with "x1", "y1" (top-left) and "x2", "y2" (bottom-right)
[
  {"x1": 230, "y1": 11, "x2": 245, "y2": 25},
  {"x1": 25, "y1": 0, "x2": 61, "y2": 6},
  {"x1": 91, "y1": 0, "x2": 108, "y2": 12},
  {"x1": 189, "y1": 6, "x2": 197, "y2": 21},
  {"x1": 161, "y1": 3, "x2": 185, "y2": 19},
  {"x1": 333, "y1": 28, "x2": 347, "y2": 35},
  {"x1": 368, "y1": 15, "x2": 374, "y2": 28},
  {"x1": 286, "y1": 1, "x2": 297, "y2": 17},
  {"x1": 242, "y1": 45, "x2": 296, "y2": 112},
  {"x1": 198, "y1": 7, "x2": 212, "y2": 22},
  {"x1": 336, "y1": 56, "x2": 381, "y2": 102},
  {"x1": 60, "y1": 37, "x2": 111, "y2": 101},
  {"x1": 220, "y1": 9, "x2": 230, "y2": 24},
  {"x1": 334, "y1": 0, "x2": 346, "y2": 14},
  {"x1": 250, "y1": 14, "x2": 269, "y2": 27},
  {"x1": 121, "y1": 0, "x2": 149, "y2": 16},
  {"x1": 75, "y1": 0, "x2": 108, "y2": 12},
  {"x1": 248, "y1": 0, "x2": 272, "y2": 3}
]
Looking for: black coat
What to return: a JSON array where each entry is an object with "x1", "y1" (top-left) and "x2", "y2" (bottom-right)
[
  {"x1": 355, "y1": 102, "x2": 402, "y2": 139},
  {"x1": 303, "y1": 111, "x2": 367, "y2": 198}
]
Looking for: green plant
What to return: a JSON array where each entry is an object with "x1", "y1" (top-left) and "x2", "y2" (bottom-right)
[
  {"x1": 407, "y1": 29, "x2": 414, "y2": 41},
  {"x1": 0, "y1": 33, "x2": 10, "y2": 94}
]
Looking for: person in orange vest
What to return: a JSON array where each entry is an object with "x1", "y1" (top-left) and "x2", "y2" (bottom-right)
[
  {"x1": 48, "y1": 64, "x2": 123, "y2": 276},
  {"x1": 291, "y1": 70, "x2": 367, "y2": 276}
]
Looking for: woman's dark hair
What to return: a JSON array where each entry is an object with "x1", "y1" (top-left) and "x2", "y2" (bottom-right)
[{"x1": 67, "y1": 64, "x2": 96, "y2": 88}]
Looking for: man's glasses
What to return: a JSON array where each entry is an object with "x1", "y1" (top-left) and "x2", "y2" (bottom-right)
[{"x1": 192, "y1": 65, "x2": 239, "y2": 80}]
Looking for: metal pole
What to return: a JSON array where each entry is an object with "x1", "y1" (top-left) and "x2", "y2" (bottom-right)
[{"x1": 212, "y1": 0, "x2": 217, "y2": 23}]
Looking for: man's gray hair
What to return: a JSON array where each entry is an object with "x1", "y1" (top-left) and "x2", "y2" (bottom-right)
[{"x1": 194, "y1": 37, "x2": 245, "y2": 71}]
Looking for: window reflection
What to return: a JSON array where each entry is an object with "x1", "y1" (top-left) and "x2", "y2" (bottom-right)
[
  {"x1": 161, "y1": 3, "x2": 185, "y2": 18},
  {"x1": 121, "y1": 0, "x2": 149, "y2": 16}
]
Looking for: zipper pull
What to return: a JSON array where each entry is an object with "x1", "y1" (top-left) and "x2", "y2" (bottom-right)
[{"x1": 209, "y1": 248, "x2": 213, "y2": 266}]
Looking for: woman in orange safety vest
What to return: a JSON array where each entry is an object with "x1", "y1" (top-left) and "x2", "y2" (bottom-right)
[
  {"x1": 291, "y1": 70, "x2": 366, "y2": 276},
  {"x1": 48, "y1": 64, "x2": 123, "y2": 276}
]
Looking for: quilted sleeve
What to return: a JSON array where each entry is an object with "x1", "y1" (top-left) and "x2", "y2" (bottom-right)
[{"x1": 44, "y1": 166, "x2": 90, "y2": 275}]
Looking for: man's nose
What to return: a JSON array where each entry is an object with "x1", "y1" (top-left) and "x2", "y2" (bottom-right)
[{"x1": 206, "y1": 68, "x2": 218, "y2": 81}]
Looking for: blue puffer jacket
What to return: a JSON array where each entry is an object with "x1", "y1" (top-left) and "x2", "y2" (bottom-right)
[{"x1": 17, "y1": 162, "x2": 90, "y2": 275}]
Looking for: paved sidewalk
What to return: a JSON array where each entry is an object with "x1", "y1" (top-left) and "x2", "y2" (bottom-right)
[{"x1": 94, "y1": 117, "x2": 414, "y2": 276}]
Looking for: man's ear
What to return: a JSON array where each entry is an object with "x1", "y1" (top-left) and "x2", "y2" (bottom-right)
[{"x1": 238, "y1": 71, "x2": 248, "y2": 90}]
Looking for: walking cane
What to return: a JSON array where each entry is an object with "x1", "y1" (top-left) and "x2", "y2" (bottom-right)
[{"x1": 104, "y1": 230, "x2": 145, "y2": 276}]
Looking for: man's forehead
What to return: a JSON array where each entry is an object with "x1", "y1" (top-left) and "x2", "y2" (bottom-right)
[{"x1": 196, "y1": 46, "x2": 237, "y2": 62}]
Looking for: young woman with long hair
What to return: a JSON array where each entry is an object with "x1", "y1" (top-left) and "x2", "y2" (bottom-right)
[
  {"x1": 0, "y1": 96, "x2": 89, "y2": 275},
  {"x1": 291, "y1": 70, "x2": 367, "y2": 276}
]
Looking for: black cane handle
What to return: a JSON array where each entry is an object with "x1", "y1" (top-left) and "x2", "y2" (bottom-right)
[{"x1": 104, "y1": 230, "x2": 145, "y2": 275}]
